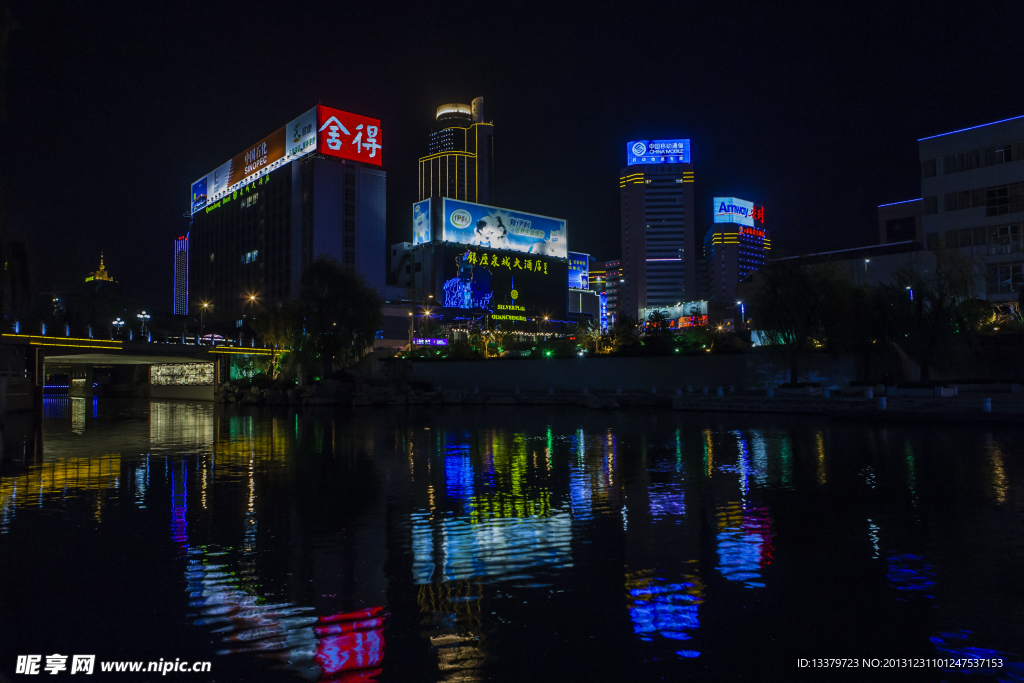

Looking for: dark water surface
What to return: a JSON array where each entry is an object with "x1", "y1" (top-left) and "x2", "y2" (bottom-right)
[{"x1": 1, "y1": 399, "x2": 1022, "y2": 682}]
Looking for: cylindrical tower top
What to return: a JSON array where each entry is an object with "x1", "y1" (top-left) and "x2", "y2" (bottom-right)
[
  {"x1": 471, "y1": 97, "x2": 484, "y2": 123},
  {"x1": 436, "y1": 103, "x2": 472, "y2": 121}
]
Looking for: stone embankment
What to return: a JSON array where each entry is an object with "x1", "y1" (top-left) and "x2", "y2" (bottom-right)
[{"x1": 217, "y1": 381, "x2": 1024, "y2": 423}]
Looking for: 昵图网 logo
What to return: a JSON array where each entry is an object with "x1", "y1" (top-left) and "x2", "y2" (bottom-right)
[
  {"x1": 450, "y1": 209, "x2": 473, "y2": 229},
  {"x1": 631, "y1": 141, "x2": 647, "y2": 156}
]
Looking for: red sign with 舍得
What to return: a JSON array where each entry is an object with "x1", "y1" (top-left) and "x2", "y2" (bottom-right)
[{"x1": 316, "y1": 106, "x2": 383, "y2": 166}]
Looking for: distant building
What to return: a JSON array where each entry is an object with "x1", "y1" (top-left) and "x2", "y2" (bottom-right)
[
  {"x1": 418, "y1": 98, "x2": 493, "y2": 204},
  {"x1": 85, "y1": 253, "x2": 116, "y2": 285},
  {"x1": 878, "y1": 198, "x2": 923, "y2": 245},
  {"x1": 918, "y1": 115, "x2": 1024, "y2": 300},
  {"x1": 619, "y1": 139, "x2": 696, "y2": 320},
  {"x1": 603, "y1": 259, "x2": 621, "y2": 325},
  {"x1": 174, "y1": 235, "x2": 188, "y2": 315},
  {"x1": 702, "y1": 197, "x2": 769, "y2": 317},
  {"x1": 187, "y1": 105, "x2": 386, "y2": 320}
]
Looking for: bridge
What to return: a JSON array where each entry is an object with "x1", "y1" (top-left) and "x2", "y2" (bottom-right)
[{"x1": 0, "y1": 332, "x2": 274, "y2": 410}]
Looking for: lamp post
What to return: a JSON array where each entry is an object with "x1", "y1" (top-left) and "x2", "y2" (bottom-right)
[
  {"x1": 136, "y1": 311, "x2": 150, "y2": 336},
  {"x1": 112, "y1": 318, "x2": 124, "y2": 336},
  {"x1": 200, "y1": 302, "x2": 211, "y2": 342},
  {"x1": 736, "y1": 300, "x2": 744, "y2": 331}
]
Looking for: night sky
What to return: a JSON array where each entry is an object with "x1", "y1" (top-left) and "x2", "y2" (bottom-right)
[{"x1": 3, "y1": 1, "x2": 1022, "y2": 311}]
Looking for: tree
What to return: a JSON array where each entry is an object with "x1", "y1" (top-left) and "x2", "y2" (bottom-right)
[
  {"x1": 610, "y1": 314, "x2": 640, "y2": 352},
  {"x1": 251, "y1": 302, "x2": 297, "y2": 377},
  {"x1": 882, "y1": 249, "x2": 986, "y2": 380},
  {"x1": 296, "y1": 257, "x2": 383, "y2": 376},
  {"x1": 749, "y1": 261, "x2": 849, "y2": 384}
]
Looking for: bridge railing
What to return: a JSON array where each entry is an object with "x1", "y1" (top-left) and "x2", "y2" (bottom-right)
[{"x1": 6, "y1": 321, "x2": 269, "y2": 349}]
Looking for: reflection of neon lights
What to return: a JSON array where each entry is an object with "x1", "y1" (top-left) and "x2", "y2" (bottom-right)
[
  {"x1": 887, "y1": 554, "x2": 935, "y2": 599},
  {"x1": 648, "y1": 483, "x2": 685, "y2": 518},
  {"x1": 411, "y1": 511, "x2": 572, "y2": 584},
  {"x1": 627, "y1": 571, "x2": 704, "y2": 648},
  {"x1": 170, "y1": 463, "x2": 188, "y2": 552},
  {"x1": 444, "y1": 434, "x2": 474, "y2": 504}
]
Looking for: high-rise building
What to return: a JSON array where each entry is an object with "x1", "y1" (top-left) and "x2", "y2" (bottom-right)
[
  {"x1": 702, "y1": 197, "x2": 769, "y2": 311},
  {"x1": 418, "y1": 97, "x2": 493, "y2": 204},
  {"x1": 187, "y1": 105, "x2": 386, "y2": 320},
  {"x1": 85, "y1": 253, "x2": 116, "y2": 285},
  {"x1": 174, "y1": 236, "x2": 188, "y2": 315},
  {"x1": 918, "y1": 115, "x2": 1024, "y2": 301},
  {"x1": 619, "y1": 139, "x2": 695, "y2": 320},
  {"x1": 603, "y1": 259, "x2": 621, "y2": 326}
]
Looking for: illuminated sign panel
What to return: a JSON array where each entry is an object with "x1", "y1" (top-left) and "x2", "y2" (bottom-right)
[
  {"x1": 412, "y1": 199, "x2": 431, "y2": 245},
  {"x1": 440, "y1": 198, "x2": 567, "y2": 259},
  {"x1": 640, "y1": 301, "x2": 709, "y2": 329},
  {"x1": 151, "y1": 363, "x2": 214, "y2": 386},
  {"x1": 442, "y1": 245, "x2": 567, "y2": 319},
  {"x1": 568, "y1": 252, "x2": 589, "y2": 289},
  {"x1": 714, "y1": 197, "x2": 755, "y2": 227},
  {"x1": 627, "y1": 139, "x2": 691, "y2": 165},
  {"x1": 189, "y1": 105, "x2": 380, "y2": 215},
  {"x1": 316, "y1": 106, "x2": 382, "y2": 166}
]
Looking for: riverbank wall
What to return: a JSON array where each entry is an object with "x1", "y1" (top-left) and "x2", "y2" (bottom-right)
[{"x1": 399, "y1": 350, "x2": 861, "y2": 393}]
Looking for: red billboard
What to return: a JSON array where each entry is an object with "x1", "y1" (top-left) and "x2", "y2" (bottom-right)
[{"x1": 317, "y1": 106, "x2": 383, "y2": 166}]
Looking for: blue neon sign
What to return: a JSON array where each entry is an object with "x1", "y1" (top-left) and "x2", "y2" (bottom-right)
[{"x1": 627, "y1": 139, "x2": 690, "y2": 165}]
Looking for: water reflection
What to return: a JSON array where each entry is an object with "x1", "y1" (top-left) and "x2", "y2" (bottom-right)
[{"x1": 0, "y1": 402, "x2": 1021, "y2": 681}]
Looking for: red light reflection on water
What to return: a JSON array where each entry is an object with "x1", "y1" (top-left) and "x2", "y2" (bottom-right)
[{"x1": 314, "y1": 608, "x2": 385, "y2": 680}]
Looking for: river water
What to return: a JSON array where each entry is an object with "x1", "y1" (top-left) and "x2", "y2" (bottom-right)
[{"x1": 0, "y1": 398, "x2": 1021, "y2": 681}]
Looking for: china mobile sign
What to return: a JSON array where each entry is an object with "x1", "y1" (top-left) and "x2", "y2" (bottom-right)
[{"x1": 191, "y1": 105, "x2": 382, "y2": 214}]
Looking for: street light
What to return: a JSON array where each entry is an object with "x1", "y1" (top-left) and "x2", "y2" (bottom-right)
[
  {"x1": 112, "y1": 318, "x2": 124, "y2": 334},
  {"x1": 136, "y1": 311, "x2": 150, "y2": 336},
  {"x1": 736, "y1": 300, "x2": 744, "y2": 331},
  {"x1": 200, "y1": 302, "x2": 211, "y2": 342}
]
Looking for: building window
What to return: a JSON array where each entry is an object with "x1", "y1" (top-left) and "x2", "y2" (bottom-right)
[
  {"x1": 987, "y1": 262, "x2": 1024, "y2": 294},
  {"x1": 987, "y1": 224, "x2": 1023, "y2": 255},
  {"x1": 926, "y1": 233, "x2": 941, "y2": 250},
  {"x1": 986, "y1": 182, "x2": 1024, "y2": 216},
  {"x1": 921, "y1": 159, "x2": 937, "y2": 178}
]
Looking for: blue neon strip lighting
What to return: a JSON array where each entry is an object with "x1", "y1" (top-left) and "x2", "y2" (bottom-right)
[
  {"x1": 918, "y1": 114, "x2": 1024, "y2": 141},
  {"x1": 877, "y1": 198, "x2": 922, "y2": 208}
]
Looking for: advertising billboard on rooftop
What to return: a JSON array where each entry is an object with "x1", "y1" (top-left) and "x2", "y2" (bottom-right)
[
  {"x1": 190, "y1": 105, "x2": 380, "y2": 215},
  {"x1": 714, "y1": 197, "x2": 755, "y2": 227},
  {"x1": 412, "y1": 199, "x2": 432, "y2": 246},
  {"x1": 440, "y1": 198, "x2": 567, "y2": 259},
  {"x1": 627, "y1": 139, "x2": 691, "y2": 165}
]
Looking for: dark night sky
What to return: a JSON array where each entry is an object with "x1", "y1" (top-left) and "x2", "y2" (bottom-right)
[{"x1": 3, "y1": 0, "x2": 1023, "y2": 312}]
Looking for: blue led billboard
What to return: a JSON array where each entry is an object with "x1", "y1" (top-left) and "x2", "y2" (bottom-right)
[
  {"x1": 441, "y1": 198, "x2": 567, "y2": 258},
  {"x1": 568, "y1": 252, "x2": 589, "y2": 289},
  {"x1": 627, "y1": 139, "x2": 690, "y2": 165},
  {"x1": 714, "y1": 197, "x2": 755, "y2": 227},
  {"x1": 412, "y1": 199, "x2": 431, "y2": 245}
]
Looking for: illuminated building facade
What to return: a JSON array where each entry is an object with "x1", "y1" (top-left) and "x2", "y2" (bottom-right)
[
  {"x1": 702, "y1": 197, "x2": 769, "y2": 314},
  {"x1": 187, "y1": 106, "x2": 386, "y2": 319},
  {"x1": 173, "y1": 235, "x2": 188, "y2": 315},
  {"x1": 85, "y1": 252, "x2": 116, "y2": 285},
  {"x1": 602, "y1": 259, "x2": 621, "y2": 325},
  {"x1": 418, "y1": 98, "x2": 493, "y2": 204},
  {"x1": 619, "y1": 142, "x2": 696, "y2": 319}
]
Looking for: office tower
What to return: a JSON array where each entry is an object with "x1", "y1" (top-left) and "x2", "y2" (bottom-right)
[
  {"x1": 619, "y1": 139, "x2": 695, "y2": 320},
  {"x1": 187, "y1": 105, "x2": 386, "y2": 319},
  {"x1": 418, "y1": 97, "x2": 493, "y2": 204}
]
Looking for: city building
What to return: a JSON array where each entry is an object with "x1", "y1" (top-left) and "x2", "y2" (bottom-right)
[
  {"x1": 702, "y1": 197, "x2": 769, "y2": 317},
  {"x1": 418, "y1": 98, "x2": 493, "y2": 204},
  {"x1": 397, "y1": 198, "x2": 570, "y2": 332},
  {"x1": 878, "y1": 198, "x2": 923, "y2": 245},
  {"x1": 85, "y1": 253, "x2": 116, "y2": 285},
  {"x1": 187, "y1": 105, "x2": 386, "y2": 321},
  {"x1": 174, "y1": 235, "x2": 188, "y2": 315},
  {"x1": 918, "y1": 115, "x2": 1024, "y2": 300},
  {"x1": 619, "y1": 139, "x2": 696, "y2": 320},
  {"x1": 602, "y1": 259, "x2": 621, "y2": 325}
]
